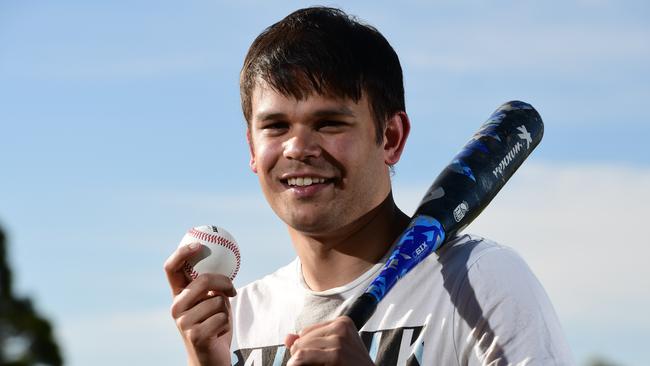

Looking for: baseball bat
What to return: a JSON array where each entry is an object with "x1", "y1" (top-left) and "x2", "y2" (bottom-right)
[{"x1": 343, "y1": 100, "x2": 544, "y2": 329}]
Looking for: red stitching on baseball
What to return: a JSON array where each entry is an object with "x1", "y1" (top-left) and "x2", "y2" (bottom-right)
[
  {"x1": 189, "y1": 228, "x2": 241, "y2": 280},
  {"x1": 182, "y1": 260, "x2": 199, "y2": 280}
]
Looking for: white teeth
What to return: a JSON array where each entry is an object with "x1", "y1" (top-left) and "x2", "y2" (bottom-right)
[{"x1": 287, "y1": 177, "x2": 326, "y2": 187}]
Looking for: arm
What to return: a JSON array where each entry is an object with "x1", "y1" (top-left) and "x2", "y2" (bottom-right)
[{"x1": 164, "y1": 243, "x2": 236, "y2": 366}]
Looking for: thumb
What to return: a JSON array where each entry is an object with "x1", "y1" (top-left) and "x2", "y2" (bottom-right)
[{"x1": 284, "y1": 333, "x2": 300, "y2": 349}]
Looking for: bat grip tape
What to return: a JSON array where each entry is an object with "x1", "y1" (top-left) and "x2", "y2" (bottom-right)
[{"x1": 343, "y1": 293, "x2": 378, "y2": 330}]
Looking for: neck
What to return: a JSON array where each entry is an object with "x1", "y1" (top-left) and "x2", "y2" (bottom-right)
[{"x1": 289, "y1": 192, "x2": 410, "y2": 292}]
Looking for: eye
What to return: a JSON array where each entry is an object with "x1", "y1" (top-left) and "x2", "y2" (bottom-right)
[
  {"x1": 260, "y1": 121, "x2": 289, "y2": 135},
  {"x1": 317, "y1": 120, "x2": 348, "y2": 132}
]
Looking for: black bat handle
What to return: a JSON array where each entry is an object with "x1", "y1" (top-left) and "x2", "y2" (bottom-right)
[{"x1": 344, "y1": 294, "x2": 377, "y2": 330}]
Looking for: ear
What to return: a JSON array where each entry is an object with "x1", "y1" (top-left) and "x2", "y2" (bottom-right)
[
  {"x1": 246, "y1": 128, "x2": 258, "y2": 174},
  {"x1": 383, "y1": 111, "x2": 410, "y2": 165}
]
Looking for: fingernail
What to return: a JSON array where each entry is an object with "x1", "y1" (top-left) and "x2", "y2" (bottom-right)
[
  {"x1": 188, "y1": 242, "x2": 200, "y2": 250},
  {"x1": 229, "y1": 287, "x2": 237, "y2": 296}
]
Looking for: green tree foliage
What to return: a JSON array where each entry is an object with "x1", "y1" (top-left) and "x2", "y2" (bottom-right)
[{"x1": 0, "y1": 227, "x2": 64, "y2": 365}]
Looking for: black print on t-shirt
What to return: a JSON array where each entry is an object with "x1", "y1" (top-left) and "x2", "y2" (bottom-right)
[{"x1": 232, "y1": 325, "x2": 425, "y2": 366}]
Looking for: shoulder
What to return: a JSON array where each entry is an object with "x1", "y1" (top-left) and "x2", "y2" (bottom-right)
[
  {"x1": 430, "y1": 234, "x2": 532, "y2": 296},
  {"x1": 437, "y1": 233, "x2": 521, "y2": 267},
  {"x1": 437, "y1": 234, "x2": 550, "y2": 314},
  {"x1": 441, "y1": 235, "x2": 574, "y2": 364},
  {"x1": 443, "y1": 234, "x2": 542, "y2": 297}
]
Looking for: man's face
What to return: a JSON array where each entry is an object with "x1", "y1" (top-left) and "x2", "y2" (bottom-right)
[{"x1": 247, "y1": 81, "x2": 393, "y2": 237}]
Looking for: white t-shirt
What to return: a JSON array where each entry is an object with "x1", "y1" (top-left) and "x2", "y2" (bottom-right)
[{"x1": 229, "y1": 234, "x2": 573, "y2": 365}]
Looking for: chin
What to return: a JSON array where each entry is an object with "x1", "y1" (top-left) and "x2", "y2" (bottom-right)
[
  {"x1": 285, "y1": 215, "x2": 336, "y2": 235},
  {"x1": 288, "y1": 219, "x2": 328, "y2": 234}
]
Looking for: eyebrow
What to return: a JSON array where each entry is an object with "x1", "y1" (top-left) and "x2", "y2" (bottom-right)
[{"x1": 255, "y1": 106, "x2": 356, "y2": 122}]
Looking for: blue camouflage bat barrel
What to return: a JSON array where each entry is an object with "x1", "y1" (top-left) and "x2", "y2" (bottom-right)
[{"x1": 343, "y1": 100, "x2": 544, "y2": 330}]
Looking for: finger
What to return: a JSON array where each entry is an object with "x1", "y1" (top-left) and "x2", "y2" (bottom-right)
[
  {"x1": 171, "y1": 274, "x2": 236, "y2": 318},
  {"x1": 291, "y1": 317, "x2": 356, "y2": 355},
  {"x1": 288, "y1": 317, "x2": 369, "y2": 366},
  {"x1": 185, "y1": 310, "x2": 232, "y2": 348},
  {"x1": 288, "y1": 347, "x2": 339, "y2": 366},
  {"x1": 200, "y1": 310, "x2": 232, "y2": 338},
  {"x1": 284, "y1": 333, "x2": 299, "y2": 349},
  {"x1": 290, "y1": 333, "x2": 341, "y2": 355},
  {"x1": 188, "y1": 273, "x2": 236, "y2": 297},
  {"x1": 164, "y1": 242, "x2": 202, "y2": 295},
  {"x1": 177, "y1": 294, "x2": 229, "y2": 330}
]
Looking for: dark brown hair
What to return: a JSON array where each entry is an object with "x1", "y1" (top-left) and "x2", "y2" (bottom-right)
[{"x1": 240, "y1": 7, "x2": 405, "y2": 143}]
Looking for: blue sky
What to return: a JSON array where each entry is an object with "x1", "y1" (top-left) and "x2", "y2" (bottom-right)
[{"x1": 0, "y1": 1, "x2": 648, "y2": 365}]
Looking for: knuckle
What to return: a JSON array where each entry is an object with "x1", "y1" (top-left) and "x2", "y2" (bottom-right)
[
  {"x1": 339, "y1": 316, "x2": 354, "y2": 327},
  {"x1": 163, "y1": 257, "x2": 175, "y2": 272},
  {"x1": 339, "y1": 316, "x2": 357, "y2": 335},
  {"x1": 187, "y1": 327, "x2": 203, "y2": 345},
  {"x1": 332, "y1": 320, "x2": 348, "y2": 333},
  {"x1": 176, "y1": 314, "x2": 190, "y2": 330},
  {"x1": 163, "y1": 248, "x2": 185, "y2": 272},
  {"x1": 170, "y1": 300, "x2": 183, "y2": 318},
  {"x1": 290, "y1": 340, "x2": 301, "y2": 355}
]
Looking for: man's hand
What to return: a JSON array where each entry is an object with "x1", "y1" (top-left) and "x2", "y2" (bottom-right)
[
  {"x1": 284, "y1": 316, "x2": 375, "y2": 366},
  {"x1": 164, "y1": 243, "x2": 236, "y2": 366}
]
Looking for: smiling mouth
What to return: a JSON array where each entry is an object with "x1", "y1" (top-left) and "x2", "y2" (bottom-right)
[{"x1": 282, "y1": 177, "x2": 334, "y2": 187}]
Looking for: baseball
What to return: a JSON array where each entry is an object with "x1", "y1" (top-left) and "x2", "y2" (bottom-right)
[{"x1": 179, "y1": 225, "x2": 241, "y2": 281}]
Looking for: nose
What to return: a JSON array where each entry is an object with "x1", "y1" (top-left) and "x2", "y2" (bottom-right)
[{"x1": 282, "y1": 127, "x2": 321, "y2": 161}]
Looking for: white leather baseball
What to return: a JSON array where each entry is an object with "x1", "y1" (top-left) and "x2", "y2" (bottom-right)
[{"x1": 179, "y1": 225, "x2": 241, "y2": 281}]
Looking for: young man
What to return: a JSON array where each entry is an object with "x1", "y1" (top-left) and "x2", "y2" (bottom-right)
[{"x1": 164, "y1": 7, "x2": 572, "y2": 366}]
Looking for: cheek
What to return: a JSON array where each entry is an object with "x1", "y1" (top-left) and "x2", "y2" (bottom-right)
[
  {"x1": 252, "y1": 140, "x2": 280, "y2": 175},
  {"x1": 323, "y1": 135, "x2": 362, "y2": 161},
  {"x1": 333, "y1": 138, "x2": 382, "y2": 167}
]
